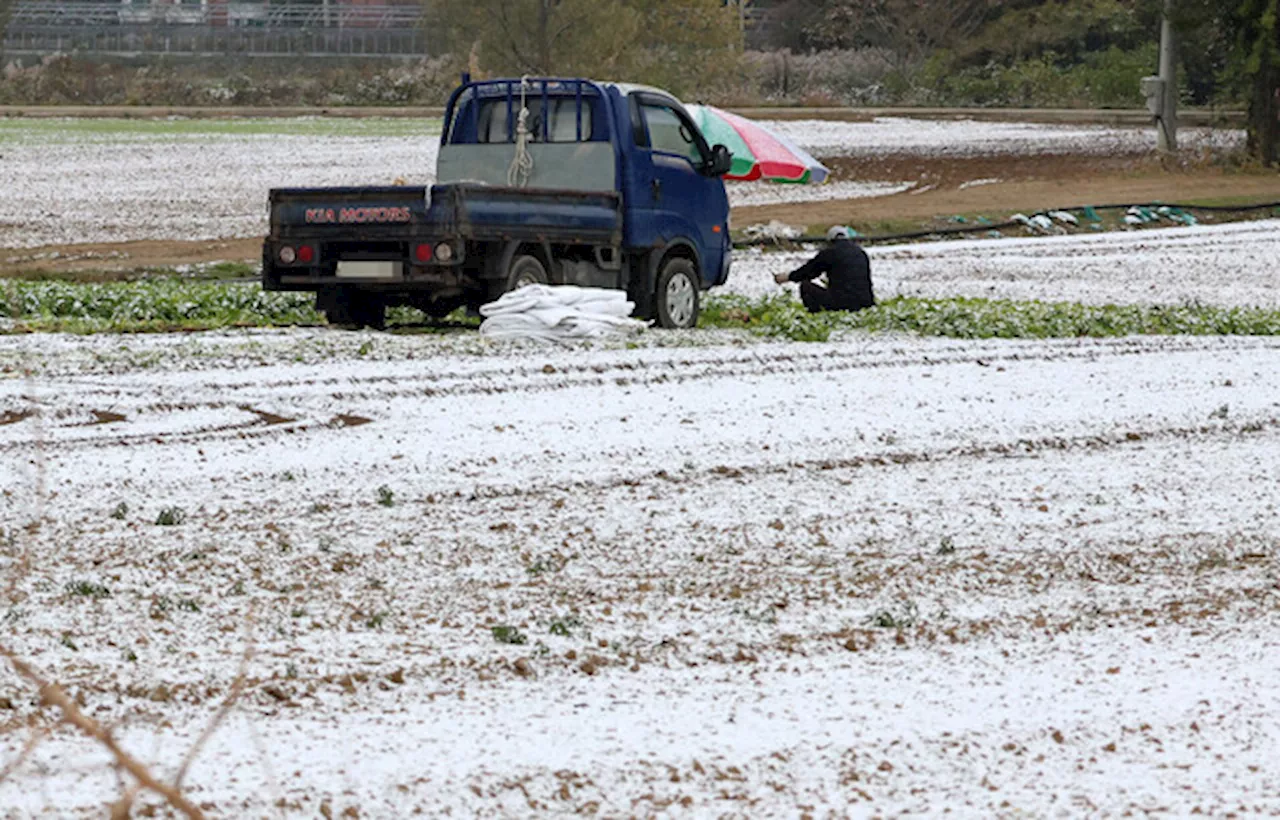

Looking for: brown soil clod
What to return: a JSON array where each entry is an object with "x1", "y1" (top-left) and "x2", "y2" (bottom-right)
[
  {"x1": 332, "y1": 413, "x2": 373, "y2": 428},
  {"x1": 0, "y1": 410, "x2": 35, "y2": 426},
  {"x1": 90, "y1": 410, "x2": 128, "y2": 425},
  {"x1": 241, "y1": 406, "x2": 296, "y2": 426}
]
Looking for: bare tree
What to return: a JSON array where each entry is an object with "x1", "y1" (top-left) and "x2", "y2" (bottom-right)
[
  {"x1": 807, "y1": 0, "x2": 999, "y2": 71},
  {"x1": 429, "y1": 0, "x2": 741, "y2": 93}
]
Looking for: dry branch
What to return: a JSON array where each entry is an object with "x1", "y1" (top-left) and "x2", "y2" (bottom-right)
[
  {"x1": 0, "y1": 723, "x2": 48, "y2": 785},
  {"x1": 0, "y1": 645, "x2": 206, "y2": 820},
  {"x1": 110, "y1": 783, "x2": 142, "y2": 820},
  {"x1": 174, "y1": 610, "x2": 256, "y2": 790}
]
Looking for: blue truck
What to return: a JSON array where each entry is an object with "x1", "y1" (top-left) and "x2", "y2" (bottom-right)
[{"x1": 262, "y1": 76, "x2": 734, "y2": 329}]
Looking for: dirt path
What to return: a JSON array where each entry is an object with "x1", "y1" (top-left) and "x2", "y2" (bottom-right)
[
  {"x1": 735, "y1": 155, "x2": 1280, "y2": 231},
  {"x1": 1, "y1": 237, "x2": 261, "y2": 279}
]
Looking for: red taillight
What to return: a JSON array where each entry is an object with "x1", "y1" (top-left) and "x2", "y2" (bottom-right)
[
  {"x1": 414, "y1": 243, "x2": 433, "y2": 263},
  {"x1": 297, "y1": 245, "x2": 315, "y2": 264}
]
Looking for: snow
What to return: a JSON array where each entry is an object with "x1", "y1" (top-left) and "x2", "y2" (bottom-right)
[
  {"x1": 3, "y1": 329, "x2": 1280, "y2": 815},
  {"x1": 763, "y1": 116, "x2": 1245, "y2": 158},
  {"x1": 725, "y1": 218, "x2": 1280, "y2": 306},
  {"x1": 728, "y1": 179, "x2": 914, "y2": 207},
  {"x1": 0, "y1": 128, "x2": 438, "y2": 249},
  {"x1": 0, "y1": 117, "x2": 1245, "y2": 249}
]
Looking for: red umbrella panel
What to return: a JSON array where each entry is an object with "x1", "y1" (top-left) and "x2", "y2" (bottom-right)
[{"x1": 686, "y1": 105, "x2": 830, "y2": 184}]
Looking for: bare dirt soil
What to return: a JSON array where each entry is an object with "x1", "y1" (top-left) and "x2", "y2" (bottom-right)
[
  {"x1": 3, "y1": 153, "x2": 1278, "y2": 279},
  {"x1": 0, "y1": 238, "x2": 260, "y2": 279}
]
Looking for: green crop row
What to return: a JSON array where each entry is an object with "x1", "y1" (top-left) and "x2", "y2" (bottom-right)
[
  {"x1": 6, "y1": 280, "x2": 1280, "y2": 340},
  {"x1": 700, "y1": 294, "x2": 1280, "y2": 342},
  {"x1": 0, "y1": 279, "x2": 321, "y2": 333}
]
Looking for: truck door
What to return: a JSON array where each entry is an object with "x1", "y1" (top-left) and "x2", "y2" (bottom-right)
[{"x1": 623, "y1": 93, "x2": 729, "y2": 287}]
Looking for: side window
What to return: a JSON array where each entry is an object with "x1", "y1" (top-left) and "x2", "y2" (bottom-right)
[{"x1": 640, "y1": 103, "x2": 705, "y2": 165}]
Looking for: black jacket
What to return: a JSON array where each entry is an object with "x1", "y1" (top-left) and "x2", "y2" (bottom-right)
[{"x1": 788, "y1": 239, "x2": 875, "y2": 310}]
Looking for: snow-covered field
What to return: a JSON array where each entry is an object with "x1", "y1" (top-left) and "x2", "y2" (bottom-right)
[
  {"x1": 1, "y1": 114, "x2": 1276, "y2": 817},
  {"x1": 739, "y1": 218, "x2": 1280, "y2": 307},
  {"x1": 0, "y1": 117, "x2": 1245, "y2": 249},
  {"x1": 728, "y1": 179, "x2": 914, "y2": 208},
  {"x1": 769, "y1": 116, "x2": 1244, "y2": 158},
  {"x1": 2, "y1": 329, "x2": 1279, "y2": 816}
]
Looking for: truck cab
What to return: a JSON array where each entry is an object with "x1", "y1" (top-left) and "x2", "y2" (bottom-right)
[{"x1": 262, "y1": 77, "x2": 733, "y2": 329}]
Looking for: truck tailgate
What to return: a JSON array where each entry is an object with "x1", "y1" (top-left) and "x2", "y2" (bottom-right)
[
  {"x1": 269, "y1": 186, "x2": 430, "y2": 237},
  {"x1": 447, "y1": 185, "x2": 622, "y2": 244}
]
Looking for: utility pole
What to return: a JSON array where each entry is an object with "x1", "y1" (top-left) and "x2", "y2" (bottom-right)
[
  {"x1": 1141, "y1": 0, "x2": 1178, "y2": 152},
  {"x1": 1157, "y1": 0, "x2": 1178, "y2": 152}
]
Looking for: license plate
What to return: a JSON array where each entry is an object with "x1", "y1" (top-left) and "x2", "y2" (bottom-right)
[{"x1": 336, "y1": 261, "x2": 402, "y2": 279}]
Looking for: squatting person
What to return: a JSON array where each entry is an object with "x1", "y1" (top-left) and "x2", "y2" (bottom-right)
[{"x1": 773, "y1": 225, "x2": 875, "y2": 313}]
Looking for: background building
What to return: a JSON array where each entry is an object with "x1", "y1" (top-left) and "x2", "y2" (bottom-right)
[{"x1": 2, "y1": 0, "x2": 435, "y2": 58}]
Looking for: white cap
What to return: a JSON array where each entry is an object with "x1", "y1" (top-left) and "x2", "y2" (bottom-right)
[{"x1": 826, "y1": 225, "x2": 854, "y2": 241}]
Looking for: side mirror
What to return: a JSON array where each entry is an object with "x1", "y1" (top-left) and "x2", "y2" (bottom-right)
[{"x1": 704, "y1": 144, "x2": 733, "y2": 177}]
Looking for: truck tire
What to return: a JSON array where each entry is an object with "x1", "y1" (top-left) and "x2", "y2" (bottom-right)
[
  {"x1": 654, "y1": 258, "x2": 700, "y2": 329},
  {"x1": 318, "y1": 288, "x2": 386, "y2": 331},
  {"x1": 420, "y1": 297, "x2": 464, "y2": 320},
  {"x1": 506, "y1": 254, "x2": 548, "y2": 292}
]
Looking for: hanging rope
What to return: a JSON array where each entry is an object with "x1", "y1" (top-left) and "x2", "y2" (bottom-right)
[{"x1": 507, "y1": 75, "x2": 535, "y2": 189}]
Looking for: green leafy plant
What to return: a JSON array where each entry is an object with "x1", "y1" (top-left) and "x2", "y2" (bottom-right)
[
  {"x1": 700, "y1": 294, "x2": 1280, "y2": 341},
  {"x1": 65, "y1": 580, "x2": 111, "y2": 599},
  {"x1": 376, "y1": 486, "x2": 395, "y2": 507},
  {"x1": 0, "y1": 279, "x2": 320, "y2": 333},
  {"x1": 150, "y1": 594, "x2": 201, "y2": 619},
  {"x1": 547, "y1": 615, "x2": 583, "y2": 638},
  {"x1": 491, "y1": 625, "x2": 527, "y2": 645},
  {"x1": 155, "y1": 506, "x2": 186, "y2": 526},
  {"x1": 525, "y1": 553, "x2": 569, "y2": 575},
  {"x1": 868, "y1": 601, "x2": 919, "y2": 630}
]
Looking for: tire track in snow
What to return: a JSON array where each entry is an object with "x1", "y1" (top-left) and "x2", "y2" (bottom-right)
[{"x1": 6, "y1": 335, "x2": 1278, "y2": 456}]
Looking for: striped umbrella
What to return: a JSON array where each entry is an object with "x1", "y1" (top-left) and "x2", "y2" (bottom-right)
[{"x1": 686, "y1": 104, "x2": 829, "y2": 184}]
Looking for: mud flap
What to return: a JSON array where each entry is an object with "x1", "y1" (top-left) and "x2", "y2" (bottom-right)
[{"x1": 626, "y1": 251, "x2": 658, "y2": 320}]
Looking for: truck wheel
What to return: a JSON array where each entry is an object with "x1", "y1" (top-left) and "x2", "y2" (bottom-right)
[
  {"x1": 421, "y1": 297, "x2": 464, "y2": 320},
  {"x1": 358, "y1": 298, "x2": 387, "y2": 331},
  {"x1": 506, "y1": 254, "x2": 548, "y2": 292},
  {"x1": 654, "y1": 258, "x2": 700, "y2": 329}
]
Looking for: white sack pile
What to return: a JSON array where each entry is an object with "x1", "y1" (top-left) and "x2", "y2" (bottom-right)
[{"x1": 478, "y1": 285, "x2": 648, "y2": 343}]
